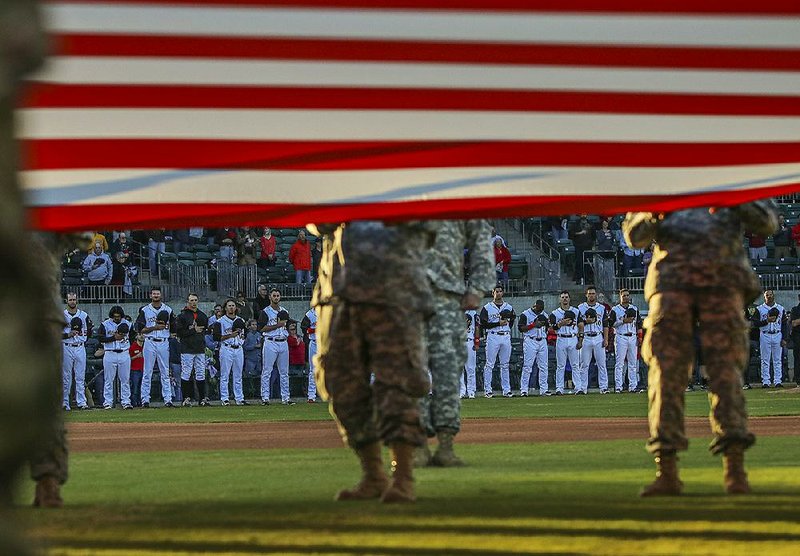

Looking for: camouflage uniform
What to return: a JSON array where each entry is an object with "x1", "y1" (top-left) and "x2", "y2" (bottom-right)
[
  {"x1": 623, "y1": 202, "x2": 778, "y2": 457},
  {"x1": 420, "y1": 220, "x2": 494, "y2": 437},
  {"x1": 312, "y1": 221, "x2": 433, "y2": 449}
]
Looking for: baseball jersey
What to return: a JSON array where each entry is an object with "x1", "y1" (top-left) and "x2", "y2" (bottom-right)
[
  {"x1": 756, "y1": 303, "x2": 785, "y2": 335},
  {"x1": 551, "y1": 306, "x2": 579, "y2": 336},
  {"x1": 62, "y1": 309, "x2": 91, "y2": 345},
  {"x1": 465, "y1": 310, "x2": 478, "y2": 341},
  {"x1": 610, "y1": 304, "x2": 640, "y2": 335},
  {"x1": 301, "y1": 309, "x2": 317, "y2": 343},
  {"x1": 214, "y1": 315, "x2": 245, "y2": 348},
  {"x1": 518, "y1": 309, "x2": 549, "y2": 340},
  {"x1": 100, "y1": 318, "x2": 132, "y2": 351},
  {"x1": 480, "y1": 302, "x2": 515, "y2": 334},
  {"x1": 136, "y1": 303, "x2": 174, "y2": 340},
  {"x1": 259, "y1": 306, "x2": 290, "y2": 340},
  {"x1": 577, "y1": 302, "x2": 607, "y2": 336}
]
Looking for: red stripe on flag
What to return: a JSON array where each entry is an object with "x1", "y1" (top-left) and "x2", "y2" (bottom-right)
[
  {"x1": 22, "y1": 85, "x2": 800, "y2": 116},
  {"x1": 27, "y1": 182, "x2": 800, "y2": 233},
  {"x1": 22, "y1": 140, "x2": 800, "y2": 170},
  {"x1": 52, "y1": 34, "x2": 800, "y2": 71},
  {"x1": 43, "y1": 0, "x2": 800, "y2": 15}
]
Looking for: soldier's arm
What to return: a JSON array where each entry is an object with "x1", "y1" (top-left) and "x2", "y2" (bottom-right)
[
  {"x1": 736, "y1": 199, "x2": 780, "y2": 237},
  {"x1": 465, "y1": 220, "x2": 497, "y2": 296},
  {"x1": 622, "y1": 212, "x2": 659, "y2": 250}
]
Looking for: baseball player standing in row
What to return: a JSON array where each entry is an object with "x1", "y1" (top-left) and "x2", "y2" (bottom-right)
[
  {"x1": 61, "y1": 293, "x2": 92, "y2": 410},
  {"x1": 461, "y1": 310, "x2": 480, "y2": 399},
  {"x1": 550, "y1": 291, "x2": 580, "y2": 395},
  {"x1": 300, "y1": 305, "x2": 318, "y2": 403},
  {"x1": 517, "y1": 300, "x2": 550, "y2": 396},
  {"x1": 754, "y1": 289, "x2": 786, "y2": 387},
  {"x1": 417, "y1": 220, "x2": 494, "y2": 467},
  {"x1": 136, "y1": 287, "x2": 176, "y2": 408},
  {"x1": 258, "y1": 288, "x2": 295, "y2": 405},
  {"x1": 610, "y1": 289, "x2": 642, "y2": 393},
  {"x1": 481, "y1": 285, "x2": 516, "y2": 398},
  {"x1": 214, "y1": 299, "x2": 247, "y2": 406},
  {"x1": 176, "y1": 293, "x2": 210, "y2": 406},
  {"x1": 98, "y1": 306, "x2": 133, "y2": 410},
  {"x1": 577, "y1": 286, "x2": 610, "y2": 394}
]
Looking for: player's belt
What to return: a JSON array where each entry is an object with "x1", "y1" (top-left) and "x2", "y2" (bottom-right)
[
  {"x1": 585, "y1": 333, "x2": 599, "y2": 337},
  {"x1": 109, "y1": 349, "x2": 125, "y2": 353},
  {"x1": 490, "y1": 331, "x2": 508, "y2": 335},
  {"x1": 223, "y1": 344, "x2": 241, "y2": 349},
  {"x1": 621, "y1": 333, "x2": 635, "y2": 337},
  {"x1": 526, "y1": 336, "x2": 544, "y2": 341},
  {"x1": 266, "y1": 337, "x2": 286, "y2": 342},
  {"x1": 761, "y1": 330, "x2": 780, "y2": 334},
  {"x1": 64, "y1": 343, "x2": 84, "y2": 347},
  {"x1": 148, "y1": 338, "x2": 166, "y2": 342},
  {"x1": 558, "y1": 334, "x2": 574, "y2": 338}
]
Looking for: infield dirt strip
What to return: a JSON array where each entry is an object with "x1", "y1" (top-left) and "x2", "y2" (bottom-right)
[{"x1": 68, "y1": 417, "x2": 798, "y2": 453}]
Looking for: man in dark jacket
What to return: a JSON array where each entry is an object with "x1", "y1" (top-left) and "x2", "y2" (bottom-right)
[{"x1": 175, "y1": 293, "x2": 210, "y2": 406}]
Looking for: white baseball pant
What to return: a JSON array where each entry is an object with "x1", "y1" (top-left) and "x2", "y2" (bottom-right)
[
  {"x1": 141, "y1": 339, "x2": 172, "y2": 404},
  {"x1": 62, "y1": 344, "x2": 87, "y2": 408},
  {"x1": 483, "y1": 333, "x2": 511, "y2": 394},
  {"x1": 219, "y1": 346, "x2": 244, "y2": 402},
  {"x1": 262, "y1": 339, "x2": 290, "y2": 402},
  {"x1": 103, "y1": 350, "x2": 131, "y2": 407},
  {"x1": 520, "y1": 337, "x2": 548, "y2": 394},
  {"x1": 579, "y1": 336, "x2": 608, "y2": 393},
  {"x1": 614, "y1": 334, "x2": 639, "y2": 391},
  {"x1": 180, "y1": 353, "x2": 207, "y2": 381},
  {"x1": 464, "y1": 339, "x2": 477, "y2": 397},
  {"x1": 555, "y1": 336, "x2": 579, "y2": 393},
  {"x1": 307, "y1": 340, "x2": 318, "y2": 400},
  {"x1": 759, "y1": 332, "x2": 783, "y2": 385}
]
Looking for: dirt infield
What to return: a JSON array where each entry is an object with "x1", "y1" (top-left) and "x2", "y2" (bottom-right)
[{"x1": 67, "y1": 416, "x2": 798, "y2": 453}]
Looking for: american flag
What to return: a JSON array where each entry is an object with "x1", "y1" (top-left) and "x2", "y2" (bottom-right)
[{"x1": 19, "y1": 0, "x2": 800, "y2": 231}]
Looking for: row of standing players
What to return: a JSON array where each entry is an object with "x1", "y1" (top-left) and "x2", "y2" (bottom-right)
[
  {"x1": 61, "y1": 287, "x2": 320, "y2": 410},
  {"x1": 470, "y1": 285, "x2": 643, "y2": 398}
]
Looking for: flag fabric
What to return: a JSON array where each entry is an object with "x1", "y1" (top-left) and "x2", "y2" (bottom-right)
[{"x1": 20, "y1": 0, "x2": 800, "y2": 231}]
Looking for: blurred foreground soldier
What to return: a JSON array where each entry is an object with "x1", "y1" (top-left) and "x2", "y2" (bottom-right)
[
  {"x1": 416, "y1": 220, "x2": 494, "y2": 468},
  {"x1": 310, "y1": 221, "x2": 433, "y2": 503},
  {"x1": 623, "y1": 200, "x2": 779, "y2": 496},
  {"x1": 1, "y1": 1, "x2": 68, "y2": 552}
]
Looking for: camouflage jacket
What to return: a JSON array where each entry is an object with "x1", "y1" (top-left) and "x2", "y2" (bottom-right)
[
  {"x1": 425, "y1": 220, "x2": 495, "y2": 298},
  {"x1": 0, "y1": 0, "x2": 46, "y2": 101},
  {"x1": 623, "y1": 200, "x2": 779, "y2": 303},
  {"x1": 310, "y1": 221, "x2": 436, "y2": 314}
]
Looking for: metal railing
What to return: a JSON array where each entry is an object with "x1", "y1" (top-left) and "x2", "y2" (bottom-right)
[
  {"x1": 616, "y1": 270, "x2": 800, "y2": 293},
  {"x1": 582, "y1": 250, "x2": 617, "y2": 292},
  {"x1": 60, "y1": 283, "x2": 185, "y2": 303},
  {"x1": 161, "y1": 259, "x2": 211, "y2": 298}
]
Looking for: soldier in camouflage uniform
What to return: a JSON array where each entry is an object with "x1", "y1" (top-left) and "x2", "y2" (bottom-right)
[
  {"x1": 623, "y1": 200, "x2": 778, "y2": 496},
  {"x1": 310, "y1": 221, "x2": 434, "y2": 503},
  {"x1": 1, "y1": 0, "x2": 69, "y2": 551},
  {"x1": 416, "y1": 220, "x2": 495, "y2": 467}
]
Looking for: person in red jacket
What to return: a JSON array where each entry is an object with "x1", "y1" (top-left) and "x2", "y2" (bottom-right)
[
  {"x1": 288, "y1": 230, "x2": 312, "y2": 284},
  {"x1": 493, "y1": 238, "x2": 511, "y2": 287},
  {"x1": 258, "y1": 227, "x2": 277, "y2": 269},
  {"x1": 287, "y1": 322, "x2": 306, "y2": 390}
]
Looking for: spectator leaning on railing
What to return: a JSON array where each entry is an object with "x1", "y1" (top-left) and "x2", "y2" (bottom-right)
[
  {"x1": 82, "y1": 243, "x2": 113, "y2": 286},
  {"x1": 289, "y1": 230, "x2": 312, "y2": 284}
]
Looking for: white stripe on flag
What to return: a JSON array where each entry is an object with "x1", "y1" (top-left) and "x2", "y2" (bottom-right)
[
  {"x1": 18, "y1": 109, "x2": 800, "y2": 142},
  {"x1": 46, "y1": 4, "x2": 800, "y2": 48},
  {"x1": 31, "y1": 58, "x2": 800, "y2": 96}
]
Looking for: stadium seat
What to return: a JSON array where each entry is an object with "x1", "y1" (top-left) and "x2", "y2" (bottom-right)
[
  {"x1": 195, "y1": 252, "x2": 214, "y2": 261},
  {"x1": 177, "y1": 251, "x2": 195, "y2": 260}
]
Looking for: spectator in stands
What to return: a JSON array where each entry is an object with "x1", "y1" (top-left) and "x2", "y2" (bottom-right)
[
  {"x1": 792, "y1": 220, "x2": 800, "y2": 257},
  {"x1": 252, "y1": 283, "x2": 270, "y2": 316},
  {"x1": 235, "y1": 290, "x2": 253, "y2": 320},
  {"x1": 83, "y1": 242, "x2": 113, "y2": 286},
  {"x1": 129, "y1": 333, "x2": 145, "y2": 406},
  {"x1": 772, "y1": 214, "x2": 794, "y2": 260},
  {"x1": 110, "y1": 232, "x2": 131, "y2": 257},
  {"x1": 243, "y1": 319, "x2": 262, "y2": 378},
  {"x1": 87, "y1": 231, "x2": 109, "y2": 253},
  {"x1": 595, "y1": 218, "x2": 615, "y2": 253},
  {"x1": 618, "y1": 231, "x2": 644, "y2": 274},
  {"x1": 549, "y1": 216, "x2": 569, "y2": 241},
  {"x1": 289, "y1": 230, "x2": 313, "y2": 284},
  {"x1": 311, "y1": 238, "x2": 322, "y2": 281},
  {"x1": 110, "y1": 250, "x2": 137, "y2": 296},
  {"x1": 216, "y1": 228, "x2": 238, "y2": 263},
  {"x1": 745, "y1": 230, "x2": 767, "y2": 260},
  {"x1": 490, "y1": 227, "x2": 506, "y2": 250},
  {"x1": 189, "y1": 227, "x2": 205, "y2": 246},
  {"x1": 570, "y1": 214, "x2": 595, "y2": 283},
  {"x1": 237, "y1": 227, "x2": 258, "y2": 265},
  {"x1": 172, "y1": 229, "x2": 190, "y2": 254},
  {"x1": 208, "y1": 304, "x2": 223, "y2": 328},
  {"x1": 493, "y1": 237, "x2": 511, "y2": 286},
  {"x1": 287, "y1": 321, "x2": 306, "y2": 378},
  {"x1": 146, "y1": 229, "x2": 166, "y2": 276},
  {"x1": 258, "y1": 227, "x2": 277, "y2": 269}
]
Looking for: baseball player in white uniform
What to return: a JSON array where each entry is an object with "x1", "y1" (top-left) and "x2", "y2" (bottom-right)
[
  {"x1": 610, "y1": 288, "x2": 642, "y2": 393},
  {"x1": 577, "y1": 286, "x2": 610, "y2": 394},
  {"x1": 755, "y1": 289, "x2": 786, "y2": 387},
  {"x1": 480, "y1": 284, "x2": 516, "y2": 398},
  {"x1": 550, "y1": 290, "x2": 580, "y2": 395},
  {"x1": 99, "y1": 305, "x2": 133, "y2": 410},
  {"x1": 61, "y1": 292, "x2": 92, "y2": 410},
  {"x1": 258, "y1": 288, "x2": 294, "y2": 405},
  {"x1": 461, "y1": 309, "x2": 480, "y2": 399},
  {"x1": 214, "y1": 299, "x2": 247, "y2": 405},
  {"x1": 517, "y1": 299, "x2": 550, "y2": 396},
  {"x1": 135, "y1": 287, "x2": 175, "y2": 408},
  {"x1": 300, "y1": 306, "x2": 318, "y2": 402}
]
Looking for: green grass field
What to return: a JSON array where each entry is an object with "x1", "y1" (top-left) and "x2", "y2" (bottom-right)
[{"x1": 13, "y1": 389, "x2": 800, "y2": 555}]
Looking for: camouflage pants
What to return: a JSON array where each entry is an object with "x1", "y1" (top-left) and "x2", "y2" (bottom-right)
[
  {"x1": 642, "y1": 290, "x2": 754, "y2": 455},
  {"x1": 314, "y1": 302, "x2": 430, "y2": 449},
  {"x1": 420, "y1": 292, "x2": 464, "y2": 437}
]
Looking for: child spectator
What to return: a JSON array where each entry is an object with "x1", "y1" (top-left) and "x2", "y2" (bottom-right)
[
  {"x1": 129, "y1": 333, "x2": 145, "y2": 406},
  {"x1": 243, "y1": 319, "x2": 262, "y2": 378}
]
